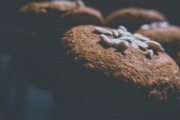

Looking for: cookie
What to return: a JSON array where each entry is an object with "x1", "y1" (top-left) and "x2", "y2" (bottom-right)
[
  {"x1": 53, "y1": 25, "x2": 180, "y2": 119},
  {"x1": 105, "y1": 7, "x2": 166, "y2": 31},
  {"x1": 59, "y1": 24, "x2": 180, "y2": 100},
  {"x1": 19, "y1": 0, "x2": 103, "y2": 32},
  {"x1": 136, "y1": 22, "x2": 180, "y2": 59}
]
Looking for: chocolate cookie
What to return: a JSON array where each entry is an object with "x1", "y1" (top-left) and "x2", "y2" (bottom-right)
[
  {"x1": 19, "y1": 0, "x2": 103, "y2": 32},
  {"x1": 53, "y1": 25, "x2": 180, "y2": 119},
  {"x1": 105, "y1": 7, "x2": 166, "y2": 31},
  {"x1": 136, "y1": 22, "x2": 180, "y2": 59}
]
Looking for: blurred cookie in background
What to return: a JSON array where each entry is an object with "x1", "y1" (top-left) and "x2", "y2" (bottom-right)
[
  {"x1": 19, "y1": 0, "x2": 103, "y2": 33},
  {"x1": 84, "y1": 0, "x2": 180, "y2": 26},
  {"x1": 105, "y1": 7, "x2": 166, "y2": 31},
  {"x1": 136, "y1": 22, "x2": 180, "y2": 60},
  {"x1": 1, "y1": 0, "x2": 103, "y2": 55},
  {"x1": 83, "y1": 0, "x2": 155, "y2": 16}
]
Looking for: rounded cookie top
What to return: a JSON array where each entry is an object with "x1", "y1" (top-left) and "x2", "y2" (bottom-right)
[
  {"x1": 136, "y1": 22, "x2": 180, "y2": 56},
  {"x1": 61, "y1": 25, "x2": 180, "y2": 100},
  {"x1": 19, "y1": 0, "x2": 103, "y2": 32},
  {"x1": 105, "y1": 7, "x2": 166, "y2": 30}
]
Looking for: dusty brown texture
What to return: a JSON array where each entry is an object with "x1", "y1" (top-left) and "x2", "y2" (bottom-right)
[
  {"x1": 136, "y1": 25, "x2": 180, "y2": 58},
  {"x1": 19, "y1": 1, "x2": 103, "y2": 32},
  {"x1": 59, "y1": 25, "x2": 180, "y2": 101},
  {"x1": 105, "y1": 7, "x2": 166, "y2": 31}
]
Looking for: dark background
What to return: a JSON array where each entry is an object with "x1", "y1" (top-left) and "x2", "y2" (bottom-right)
[
  {"x1": 1, "y1": 0, "x2": 180, "y2": 24},
  {"x1": 0, "y1": 0, "x2": 180, "y2": 120}
]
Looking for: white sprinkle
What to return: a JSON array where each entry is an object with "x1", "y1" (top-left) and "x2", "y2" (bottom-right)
[
  {"x1": 130, "y1": 42, "x2": 139, "y2": 49},
  {"x1": 119, "y1": 36, "x2": 133, "y2": 43},
  {"x1": 140, "y1": 22, "x2": 169, "y2": 30},
  {"x1": 117, "y1": 29, "x2": 132, "y2": 36},
  {"x1": 146, "y1": 49, "x2": 154, "y2": 59},
  {"x1": 52, "y1": 0, "x2": 74, "y2": 5},
  {"x1": 112, "y1": 38, "x2": 123, "y2": 46},
  {"x1": 117, "y1": 41, "x2": 129, "y2": 51},
  {"x1": 112, "y1": 30, "x2": 119, "y2": 38},
  {"x1": 135, "y1": 40, "x2": 148, "y2": 50},
  {"x1": 118, "y1": 26, "x2": 128, "y2": 32},
  {"x1": 151, "y1": 22, "x2": 159, "y2": 29},
  {"x1": 95, "y1": 27, "x2": 112, "y2": 36},
  {"x1": 100, "y1": 34, "x2": 113, "y2": 47},
  {"x1": 76, "y1": 0, "x2": 85, "y2": 6},
  {"x1": 134, "y1": 33, "x2": 151, "y2": 42},
  {"x1": 159, "y1": 21, "x2": 169, "y2": 28},
  {"x1": 146, "y1": 41, "x2": 164, "y2": 52},
  {"x1": 140, "y1": 24, "x2": 150, "y2": 30}
]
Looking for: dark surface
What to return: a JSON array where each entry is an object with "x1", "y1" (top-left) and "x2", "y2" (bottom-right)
[{"x1": 0, "y1": 52, "x2": 10, "y2": 120}]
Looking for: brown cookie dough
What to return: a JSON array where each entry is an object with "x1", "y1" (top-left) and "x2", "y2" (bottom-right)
[
  {"x1": 55, "y1": 25, "x2": 180, "y2": 105},
  {"x1": 136, "y1": 22, "x2": 180, "y2": 59},
  {"x1": 19, "y1": 1, "x2": 103, "y2": 32},
  {"x1": 105, "y1": 7, "x2": 166, "y2": 31}
]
